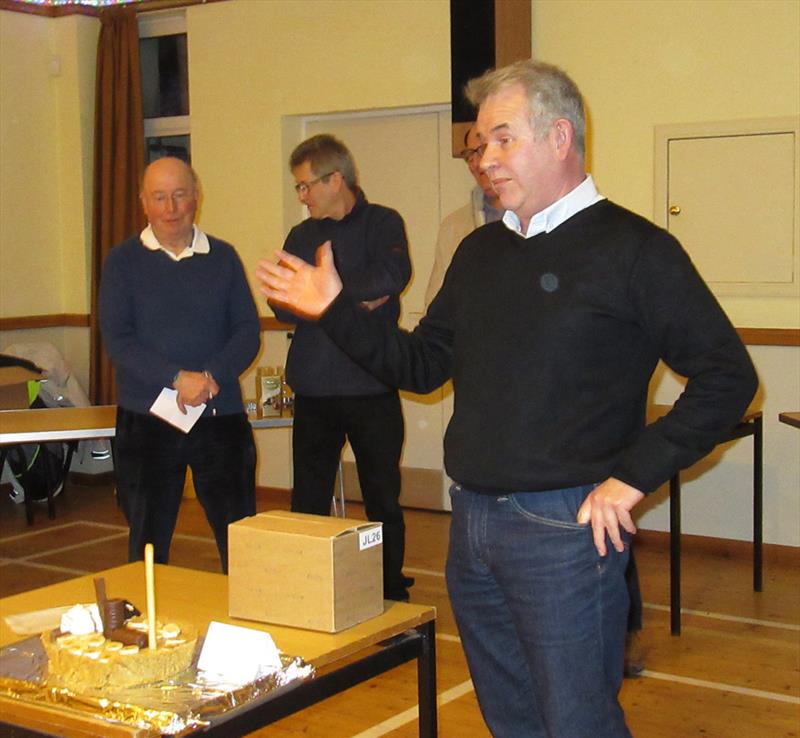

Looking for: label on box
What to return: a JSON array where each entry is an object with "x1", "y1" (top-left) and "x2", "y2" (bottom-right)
[{"x1": 359, "y1": 526, "x2": 382, "y2": 551}]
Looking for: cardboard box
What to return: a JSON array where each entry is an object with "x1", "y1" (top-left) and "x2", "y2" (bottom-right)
[
  {"x1": 0, "y1": 365, "x2": 42, "y2": 410},
  {"x1": 228, "y1": 510, "x2": 384, "y2": 632}
]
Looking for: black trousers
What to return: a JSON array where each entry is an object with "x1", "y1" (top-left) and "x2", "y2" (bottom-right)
[
  {"x1": 291, "y1": 392, "x2": 407, "y2": 596},
  {"x1": 114, "y1": 407, "x2": 256, "y2": 573}
]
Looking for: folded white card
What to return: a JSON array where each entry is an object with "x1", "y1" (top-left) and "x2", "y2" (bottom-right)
[
  {"x1": 197, "y1": 621, "x2": 283, "y2": 685},
  {"x1": 149, "y1": 387, "x2": 205, "y2": 433}
]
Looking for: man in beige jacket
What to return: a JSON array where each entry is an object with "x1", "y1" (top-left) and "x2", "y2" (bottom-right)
[{"x1": 424, "y1": 125, "x2": 503, "y2": 307}]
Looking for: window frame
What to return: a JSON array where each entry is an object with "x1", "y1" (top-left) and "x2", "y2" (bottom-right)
[{"x1": 138, "y1": 10, "x2": 190, "y2": 152}]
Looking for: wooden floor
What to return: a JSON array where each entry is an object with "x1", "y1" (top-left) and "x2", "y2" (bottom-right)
[{"x1": 0, "y1": 481, "x2": 798, "y2": 738}]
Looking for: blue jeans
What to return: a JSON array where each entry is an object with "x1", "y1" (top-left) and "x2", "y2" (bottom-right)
[{"x1": 446, "y1": 484, "x2": 632, "y2": 738}]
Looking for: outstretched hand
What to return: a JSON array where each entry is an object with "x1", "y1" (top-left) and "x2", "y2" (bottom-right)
[{"x1": 255, "y1": 241, "x2": 343, "y2": 320}]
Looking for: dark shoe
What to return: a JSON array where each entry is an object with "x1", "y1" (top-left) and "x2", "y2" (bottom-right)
[
  {"x1": 384, "y1": 574, "x2": 414, "y2": 601},
  {"x1": 624, "y1": 631, "x2": 645, "y2": 678}
]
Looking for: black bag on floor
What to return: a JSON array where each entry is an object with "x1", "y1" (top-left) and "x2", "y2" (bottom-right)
[{"x1": 5, "y1": 397, "x2": 69, "y2": 504}]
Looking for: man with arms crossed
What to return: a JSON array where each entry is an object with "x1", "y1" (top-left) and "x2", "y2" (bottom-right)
[
  {"x1": 256, "y1": 62, "x2": 757, "y2": 736},
  {"x1": 271, "y1": 134, "x2": 414, "y2": 602},
  {"x1": 100, "y1": 157, "x2": 260, "y2": 574}
]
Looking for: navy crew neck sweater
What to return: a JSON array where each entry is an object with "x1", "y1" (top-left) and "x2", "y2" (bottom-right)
[{"x1": 99, "y1": 234, "x2": 260, "y2": 416}]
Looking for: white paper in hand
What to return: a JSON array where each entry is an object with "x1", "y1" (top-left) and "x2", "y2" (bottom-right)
[{"x1": 149, "y1": 387, "x2": 205, "y2": 433}]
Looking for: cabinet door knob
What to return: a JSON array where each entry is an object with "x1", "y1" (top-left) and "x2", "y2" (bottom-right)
[{"x1": 669, "y1": 205, "x2": 681, "y2": 215}]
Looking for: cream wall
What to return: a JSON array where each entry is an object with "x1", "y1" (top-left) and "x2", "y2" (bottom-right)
[
  {"x1": 0, "y1": 12, "x2": 97, "y2": 318},
  {"x1": 531, "y1": 0, "x2": 800, "y2": 328},
  {"x1": 0, "y1": 11, "x2": 97, "y2": 390},
  {"x1": 9, "y1": 0, "x2": 796, "y2": 325},
  {"x1": 1, "y1": 11, "x2": 63, "y2": 317},
  {"x1": 186, "y1": 0, "x2": 451, "y2": 296},
  {"x1": 53, "y1": 14, "x2": 99, "y2": 314},
  {"x1": 6, "y1": 0, "x2": 798, "y2": 324}
]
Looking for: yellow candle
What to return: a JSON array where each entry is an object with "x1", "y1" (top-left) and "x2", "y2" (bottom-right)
[{"x1": 144, "y1": 543, "x2": 157, "y2": 650}]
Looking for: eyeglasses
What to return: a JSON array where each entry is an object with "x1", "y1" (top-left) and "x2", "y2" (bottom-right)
[
  {"x1": 294, "y1": 171, "x2": 335, "y2": 195},
  {"x1": 460, "y1": 145, "x2": 486, "y2": 163}
]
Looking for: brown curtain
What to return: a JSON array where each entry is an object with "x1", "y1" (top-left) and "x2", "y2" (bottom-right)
[{"x1": 89, "y1": 6, "x2": 146, "y2": 405}]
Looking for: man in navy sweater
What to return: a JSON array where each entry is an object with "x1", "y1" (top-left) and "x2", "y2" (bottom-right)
[
  {"x1": 100, "y1": 157, "x2": 260, "y2": 574},
  {"x1": 256, "y1": 62, "x2": 757, "y2": 737}
]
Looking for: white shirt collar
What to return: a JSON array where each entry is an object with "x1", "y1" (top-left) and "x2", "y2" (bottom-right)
[
  {"x1": 501, "y1": 174, "x2": 605, "y2": 239},
  {"x1": 140, "y1": 224, "x2": 210, "y2": 261}
]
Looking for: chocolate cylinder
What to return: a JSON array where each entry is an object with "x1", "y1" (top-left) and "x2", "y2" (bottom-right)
[
  {"x1": 107, "y1": 627, "x2": 148, "y2": 648},
  {"x1": 104, "y1": 598, "x2": 127, "y2": 633}
]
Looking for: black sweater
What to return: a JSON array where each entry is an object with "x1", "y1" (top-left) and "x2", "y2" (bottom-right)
[
  {"x1": 319, "y1": 199, "x2": 757, "y2": 494},
  {"x1": 272, "y1": 191, "x2": 411, "y2": 396}
]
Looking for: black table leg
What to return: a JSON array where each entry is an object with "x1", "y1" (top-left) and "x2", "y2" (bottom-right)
[
  {"x1": 669, "y1": 472, "x2": 681, "y2": 636},
  {"x1": 41, "y1": 444, "x2": 56, "y2": 521},
  {"x1": 660, "y1": 409, "x2": 763, "y2": 637},
  {"x1": 417, "y1": 620, "x2": 438, "y2": 738},
  {"x1": 753, "y1": 414, "x2": 763, "y2": 592}
]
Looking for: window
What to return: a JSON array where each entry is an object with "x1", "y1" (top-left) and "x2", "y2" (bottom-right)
[{"x1": 138, "y1": 11, "x2": 190, "y2": 163}]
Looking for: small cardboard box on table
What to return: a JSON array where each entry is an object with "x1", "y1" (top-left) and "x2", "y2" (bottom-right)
[{"x1": 228, "y1": 510, "x2": 384, "y2": 633}]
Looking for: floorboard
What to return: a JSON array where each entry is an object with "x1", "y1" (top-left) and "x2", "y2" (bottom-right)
[{"x1": 1, "y1": 481, "x2": 797, "y2": 737}]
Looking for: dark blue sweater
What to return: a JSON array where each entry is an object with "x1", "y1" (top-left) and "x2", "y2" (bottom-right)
[{"x1": 99, "y1": 234, "x2": 260, "y2": 415}]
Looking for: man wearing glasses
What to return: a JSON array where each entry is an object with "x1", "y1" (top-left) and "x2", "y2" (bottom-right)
[
  {"x1": 424, "y1": 125, "x2": 503, "y2": 307},
  {"x1": 270, "y1": 134, "x2": 414, "y2": 601}
]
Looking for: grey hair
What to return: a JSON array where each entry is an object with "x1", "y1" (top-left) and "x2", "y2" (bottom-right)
[
  {"x1": 289, "y1": 134, "x2": 359, "y2": 189},
  {"x1": 465, "y1": 60, "x2": 586, "y2": 157}
]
